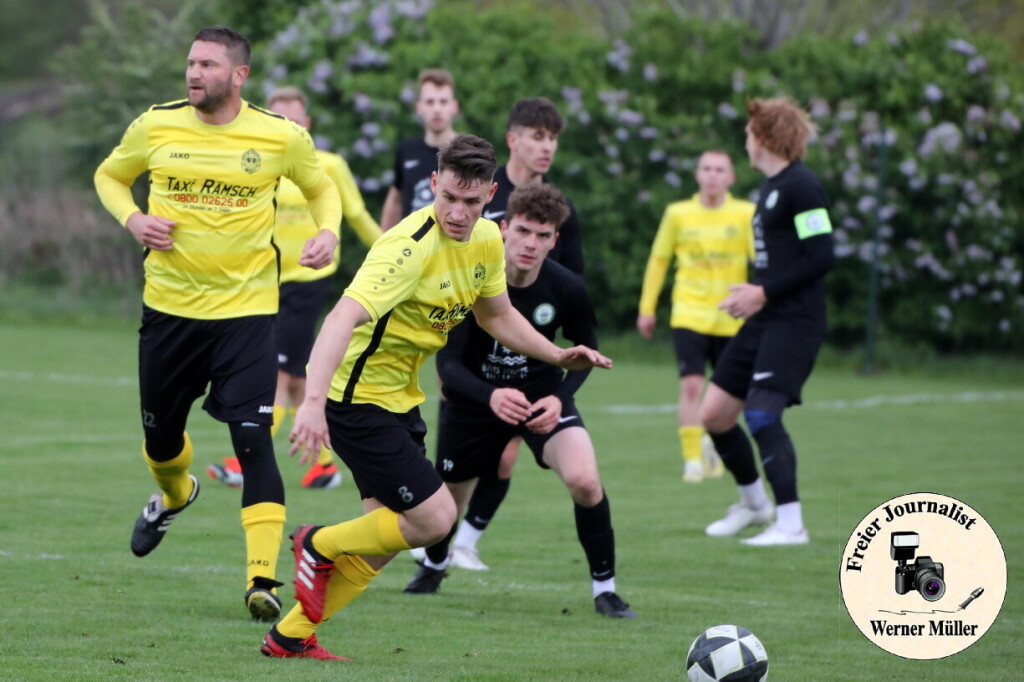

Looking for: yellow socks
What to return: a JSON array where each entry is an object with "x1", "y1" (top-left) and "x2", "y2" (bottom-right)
[
  {"x1": 143, "y1": 433, "x2": 195, "y2": 509},
  {"x1": 241, "y1": 502, "x2": 286, "y2": 590},
  {"x1": 312, "y1": 507, "x2": 412, "y2": 559},
  {"x1": 680, "y1": 426, "x2": 703, "y2": 463},
  {"x1": 276, "y1": 555, "x2": 379, "y2": 639},
  {"x1": 316, "y1": 446, "x2": 334, "y2": 467},
  {"x1": 270, "y1": 404, "x2": 287, "y2": 439}
]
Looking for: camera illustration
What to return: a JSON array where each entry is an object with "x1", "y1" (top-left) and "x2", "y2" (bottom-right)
[{"x1": 891, "y1": 531, "x2": 946, "y2": 601}]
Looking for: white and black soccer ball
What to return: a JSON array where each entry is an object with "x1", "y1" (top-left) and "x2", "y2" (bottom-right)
[{"x1": 685, "y1": 624, "x2": 768, "y2": 682}]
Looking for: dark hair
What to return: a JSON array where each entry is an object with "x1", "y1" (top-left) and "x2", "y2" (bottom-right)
[
  {"x1": 194, "y1": 26, "x2": 251, "y2": 67},
  {"x1": 437, "y1": 134, "x2": 496, "y2": 184},
  {"x1": 418, "y1": 68, "x2": 455, "y2": 93},
  {"x1": 506, "y1": 97, "x2": 564, "y2": 134},
  {"x1": 746, "y1": 97, "x2": 816, "y2": 162},
  {"x1": 505, "y1": 184, "x2": 569, "y2": 230}
]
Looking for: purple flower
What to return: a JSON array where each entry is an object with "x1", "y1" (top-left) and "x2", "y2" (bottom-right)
[
  {"x1": 918, "y1": 123, "x2": 962, "y2": 156},
  {"x1": 718, "y1": 102, "x2": 738, "y2": 119},
  {"x1": 348, "y1": 42, "x2": 389, "y2": 69},
  {"x1": 313, "y1": 135, "x2": 331, "y2": 151},
  {"x1": 361, "y1": 121, "x2": 381, "y2": 137},
  {"x1": 562, "y1": 87, "x2": 583, "y2": 106},
  {"x1": 400, "y1": 84, "x2": 416, "y2": 105},
  {"x1": 923, "y1": 83, "x2": 943, "y2": 103},
  {"x1": 853, "y1": 30, "x2": 868, "y2": 46},
  {"x1": 606, "y1": 39, "x2": 632, "y2": 73},
  {"x1": 353, "y1": 93, "x2": 374, "y2": 114},
  {"x1": 395, "y1": 0, "x2": 433, "y2": 20},
  {"x1": 607, "y1": 162, "x2": 624, "y2": 176},
  {"x1": 353, "y1": 138, "x2": 373, "y2": 158},
  {"x1": 643, "y1": 63, "x2": 657, "y2": 82},
  {"x1": 617, "y1": 109, "x2": 644, "y2": 126},
  {"x1": 946, "y1": 38, "x2": 976, "y2": 56},
  {"x1": 732, "y1": 69, "x2": 745, "y2": 93},
  {"x1": 648, "y1": 149, "x2": 666, "y2": 163},
  {"x1": 369, "y1": 3, "x2": 394, "y2": 44},
  {"x1": 664, "y1": 171, "x2": 681, "y2": 188},
  {"x1": 1000, "y1": 110, "x2": 1021, "y2": 132},
  {"x1": 966, "y1": 56, "x2": 988, "y2": 74},
  {"x1": 360, "y1": 177, "x2": 382, "y2": 192},
  {"x1": 639, "y1": 126, "x2": 658, "y2": 140}
]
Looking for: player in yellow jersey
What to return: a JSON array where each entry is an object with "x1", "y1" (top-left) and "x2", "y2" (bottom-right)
[
  {"x1": 93, "y1": 27, "x2": 342, "y2": 623},
  {"x1": 637, "y1": 150, "x2": 755, "y2": 482},
  {"x1": 207, "y1": 86, "x2": 381, "y2": 491},
  {"x1": 259, "y1": 135, "x2": 611, "y2": 661}
]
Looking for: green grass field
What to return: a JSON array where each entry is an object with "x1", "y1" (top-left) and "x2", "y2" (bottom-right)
[{"x1": 1, "y1": 318, "x2": 1021, "y2": 681}]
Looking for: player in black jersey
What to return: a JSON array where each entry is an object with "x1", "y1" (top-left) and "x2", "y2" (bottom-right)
[
  {"x1": 380, "y1": 69, "x2": 459, "y2": 229},
  {"x1": 700, "y1": 97, "x2": 835, "y2": 546},
  {"x1": 433, "y1": 97, "x2": 586, "y2": 571},
  {"x1": 403, "y1": 184, "x2": 636, "y2": 618}
]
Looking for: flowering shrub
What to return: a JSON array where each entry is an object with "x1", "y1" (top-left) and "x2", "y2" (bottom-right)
[{"x1": 54, "y1": 1, "x2": 1024, "y2": 351}]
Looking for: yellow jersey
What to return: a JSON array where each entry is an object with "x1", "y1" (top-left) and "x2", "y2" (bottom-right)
[
  {"x1": 95, "y1": 99, "x2": 341, "y2": 319},
  {"x1": 276, "y1": 150, "x2": 380, "y2": 283},
  {"x1": 330, "y1": 205, "x2": 507, "y2": 412},
  {"x1": 638, "y1": 193, "x2": 755, "y2": 336}
]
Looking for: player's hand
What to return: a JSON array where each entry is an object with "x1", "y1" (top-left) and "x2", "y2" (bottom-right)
[
  {"x1": 299, "y1": 230, "x2": 339, "y2": 270},
  {"x1": 125, "y1": 212, "x2": 176, "y2": 251},
  {"x1": 556, "y1": 345, "x2": 612, "y2": 371},
  {"x1": 719, "y1": 283, "x2": 766, "y2": 319},
  {"x1": 636, "y1": 314, "x2": 656, "y2": 339},
  {"x1": 525, "y1": 395, "x2": 562, "y2": 434},
  {"x1": 289, "y1": 400, "x2": 332, "y2": 465},
  {"x1": 489, "y1": 387, "x2": 533, "y2": 425}
]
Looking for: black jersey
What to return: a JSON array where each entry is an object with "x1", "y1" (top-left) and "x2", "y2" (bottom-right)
[
  {"x1": 392, "y1": 137, "x2": 440, "y2": 217},
  {"x1": 437, "y1": 259, "x2": 597, "y2": 406},
  {"x1": 483, "y1": 166, "x2": 585, "y2": 276},
  {"x1": 751, "y1": 161, "x2": 835, "y2": 326}
]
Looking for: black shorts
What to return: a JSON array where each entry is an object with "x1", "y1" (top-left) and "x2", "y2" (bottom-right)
[
  {"x1": 326, "y1": 400, "x2": 443, "y2": 511},
  {"x1": 672, "y1": 328, "x2": 732, "y2": 377},
  {"x1": 710, "y1": 318, "x2": 823, "y2": 406},
  {"x1": 276, "y1": 278, "x2": 332, "y2": 377},
  {"x1": 434, "y1": 399, "x2": 586, "y2": 483},
  {"x1": 138, "y1": 307, "x2": 277, "y2": 435}
]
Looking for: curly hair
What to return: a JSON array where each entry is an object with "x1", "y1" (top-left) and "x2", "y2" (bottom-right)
[
  {"x1": 746, "y1": 97, "x2": 816, "y2": 162},
  {"x1": 505, "y1": 184, "x2": 569, "y2": 230}
]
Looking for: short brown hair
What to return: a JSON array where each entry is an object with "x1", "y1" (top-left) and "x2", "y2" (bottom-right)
[
  {"x1": 194, "y1": 26, "x2": 251, "y2": 67},
  {"x1": 505, "y1": 184, "x2": 570, "y2": 231},
  {"x1": 267, "y1": 86, "x2": 307, "y2": 109},
  {"x1": 746, "y1": 97, "x2": 816, "y2": 162},
  {"x1": 507, "y1": 97, "x2": 564, "y2": 135},
  {"x1": 437, "y1": 134, "x2": 496, "y2": 184},
  {"x1": 418, "y1": 68, "x2": 455, "y2": 92}
]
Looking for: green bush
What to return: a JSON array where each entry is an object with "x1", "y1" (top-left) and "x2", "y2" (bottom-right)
[{"x1": 50, "y1": 1, "x2": 1024, "y2": 352}]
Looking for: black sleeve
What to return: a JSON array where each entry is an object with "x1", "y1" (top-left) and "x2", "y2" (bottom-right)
[
  {"x1": 436, "y1": 316, "x2": 495, "y2": 406},
  {"x1": 391, "y1": 143, "x2": 404, "y2": 190},
  {"x1": 761, "y1": 234, "x2": 834, "y2": 301},
  {"x1": 762, "y1": 185, "x2": 835, "y2": 301},
  {"x1": 555, "y1": 199, "x2": 585, "y2": 275},
  {"x1": 553, "y1": 279, "x2": 598, "y2": 403}
]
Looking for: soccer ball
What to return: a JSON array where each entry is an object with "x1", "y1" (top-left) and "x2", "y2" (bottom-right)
[{"x1": 685, "y1": 624, "x2": 768, "y2": 681}]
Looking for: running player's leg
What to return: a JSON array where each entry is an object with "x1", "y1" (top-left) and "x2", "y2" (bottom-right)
[
  {"x1": 538, "y1": 422, "x2": 637, "y2": 618},
  {"x1": 451, "y1": 436, "x2": 519, "y2": 569},
  {"x1": 132, "y1": 308, "x2": 208, "y2": 557},
  {"x1": 673, "y1": 329, "x2": 711, "y2": 482}
]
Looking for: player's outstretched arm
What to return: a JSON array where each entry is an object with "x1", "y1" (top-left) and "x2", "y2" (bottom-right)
[
  {"x1": 290, "y1": 296, "x2": 371, "y2": 462},
  {"x1": 472, "y1": 292, "x2": 612, "y2": 371}
]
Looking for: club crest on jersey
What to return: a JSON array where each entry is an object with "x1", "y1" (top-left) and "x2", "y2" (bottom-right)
[
  {"x1": 473, "y1": 264, "x2": 486, "y2": 289},
  {"x1": 533, "y1": 303, "x2": 555, "y2": 325},
  {"x1": 765, "y1": 189, "x2": 779, "y2": 209},
  {"x1": 241, "y1": 149, "x2": 261, "y2": 174}
]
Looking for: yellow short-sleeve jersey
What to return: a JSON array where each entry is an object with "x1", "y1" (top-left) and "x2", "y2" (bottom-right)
[
  {"x1": 95, "y1": 100, "x2": 338, "y2": 319},
  {"x1": 330, "y1": 205, "x2": 507, "y2": 412},
  {"x1": 639, "y1": 193, "x2": 755, "y2": 336},
  {"x1": 276, "y1": 150, "x2": 381, "y2": 283}
]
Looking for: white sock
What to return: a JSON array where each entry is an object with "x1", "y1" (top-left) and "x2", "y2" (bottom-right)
[
  {"x1": 775, "y1": 501, "x2": 803, "y2": 532},
  {"x1": 592, "y1": 577, "x2": 616, "y2": 599},
  {"x1": 452, "y1": 519, "x2": 484, "y2": 550},
  {"x1": 739, "y1": 479, "x2": 770, "y2": 509},
  {"x1": 423, "y1": 554, "x2": 450, "y2": 570}
]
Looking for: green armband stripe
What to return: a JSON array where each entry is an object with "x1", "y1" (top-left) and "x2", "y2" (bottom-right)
[{"x1": 794, "y1": 208, "x2": 833, "y2": 239}]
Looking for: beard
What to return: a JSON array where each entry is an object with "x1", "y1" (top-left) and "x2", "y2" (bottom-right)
[{"x1": 190, "y1": 76, "x2": 232, "y2": 113}]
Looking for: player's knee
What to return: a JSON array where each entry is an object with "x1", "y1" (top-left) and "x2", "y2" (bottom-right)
[
  {"x1": 744, "y1": 409, "x2": 780, "y2": 435},
  {"x1": 681, "y1": 376, "x2": 704, "y2": 404},
  {"x1": 701, "y1": 406, "x2": 735, "y2": 434},
  {"x1": 565, "y1": 473, "x2": 602, "y2": 507}
]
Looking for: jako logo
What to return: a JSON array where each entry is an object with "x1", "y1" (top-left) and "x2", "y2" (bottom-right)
[{"x1": 258, "y1": 405, "x2": 274, "y2": 414}]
